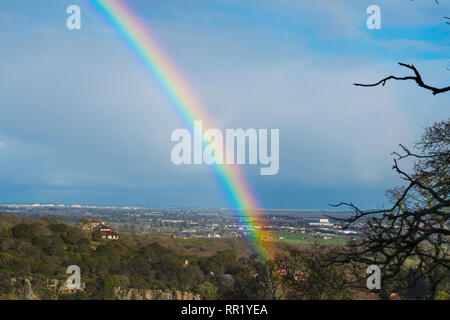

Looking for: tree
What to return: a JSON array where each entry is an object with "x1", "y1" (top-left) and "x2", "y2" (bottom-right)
[
  {"x1": 221, "y1": 257, "x2": 280, "y2": 300},
  {"x1": 344, "y1": 1, "x2": 449, "y2": 299},
  {"x1": 12, "y1": 223, "x2": 37, "y2": 240},
  {"x1": 193, "y1": 281, "x2": 218, "y2": 299},
  {"x1": 275, "y1": 244, "x2": 353, "y2": 300},
  {"x1": 332, "y1": 120, "x2": 449, "y2": 299},
  {"x1": 92, "y1": 229, "x2": 103, "y2": 241}
]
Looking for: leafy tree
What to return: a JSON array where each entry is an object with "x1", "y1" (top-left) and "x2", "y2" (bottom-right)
[
  {"x1": 193, "y1": 281, "x2": 218, "y2": 299},
  {"x1": 275, "y1": 244, "x2": 353, "y2": 300},
  {"x1": 12, "y1": 223, "x2": 37, "y2": 240},
  {"x1": 221, "y1": 258, "x2": 279, "y2": 300}
]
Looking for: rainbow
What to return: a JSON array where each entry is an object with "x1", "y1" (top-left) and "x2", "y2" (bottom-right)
[{"x1": 89, "y1": 0, "x2": 274, "y2": 258}]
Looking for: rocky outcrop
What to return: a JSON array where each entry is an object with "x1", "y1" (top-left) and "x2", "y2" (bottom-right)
[
  {"x1": 7, "y1": 277, "x2": 198, "y2": 300},
  {"x1": 113, "y1": 287, "x2": 200, "y2": 300},
  {"x1": 46, "y1": 279, "x2": 86, "y2": 294},
  {"x1": 23, "y1": 279, "x2": 40, "y2": 300}
]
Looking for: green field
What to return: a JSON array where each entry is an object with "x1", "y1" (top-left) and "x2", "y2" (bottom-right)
[{"x1": 273, "y1": 232, "x2": 349, "y2": 246}]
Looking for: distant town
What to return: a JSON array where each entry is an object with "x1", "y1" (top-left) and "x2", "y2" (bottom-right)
[{"x1": 0, "y1": 203, "x2": 366, "y2": 245}]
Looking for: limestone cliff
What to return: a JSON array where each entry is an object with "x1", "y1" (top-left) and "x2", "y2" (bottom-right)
[
  {"x1": 22, "y1": 279, "x2": 40, "y2": 300},
  {"x1": 113, "y1": 287, "x2": 200, "y2": 300}
]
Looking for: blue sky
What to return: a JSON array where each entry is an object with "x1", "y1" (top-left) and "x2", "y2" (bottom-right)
[{"x1": 0, "y1": 0, "x2": 448, "y2": 209}]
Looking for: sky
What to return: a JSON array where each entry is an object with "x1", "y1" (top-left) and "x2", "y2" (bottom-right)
[{"x1": 0, "y1": 0, "x2": 448, "y2": 209}]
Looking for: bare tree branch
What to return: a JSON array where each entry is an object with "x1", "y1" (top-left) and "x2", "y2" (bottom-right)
[{"x1": 354, "y1": 63, "x2": 450, "y2": 95}]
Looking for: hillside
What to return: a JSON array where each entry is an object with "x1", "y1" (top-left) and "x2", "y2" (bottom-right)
[{"x1": 0, "y1": 214, "x2": 251, "y2": 300}]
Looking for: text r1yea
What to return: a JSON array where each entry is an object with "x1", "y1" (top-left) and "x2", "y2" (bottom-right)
[{"x1": 225, "y1": 304, "x2": 268, "y2": 315}]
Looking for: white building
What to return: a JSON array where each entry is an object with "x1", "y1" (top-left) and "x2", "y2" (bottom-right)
[{"x1": 309, "y1": 218, "x2": 333, "y2": 227}]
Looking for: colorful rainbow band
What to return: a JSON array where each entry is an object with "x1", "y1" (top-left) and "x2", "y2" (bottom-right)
[{"x1": 89, "y1": 0, "x2": 273, "y2": 258}]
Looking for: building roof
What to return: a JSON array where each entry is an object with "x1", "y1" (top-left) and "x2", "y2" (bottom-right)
[{"x1": 100, "y1": 230, "x2": 119, "y2": 236}]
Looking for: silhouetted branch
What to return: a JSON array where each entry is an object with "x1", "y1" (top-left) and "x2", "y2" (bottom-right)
[{"x1": 354, "y1": 63, "x2": 450, "y2": 95}]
